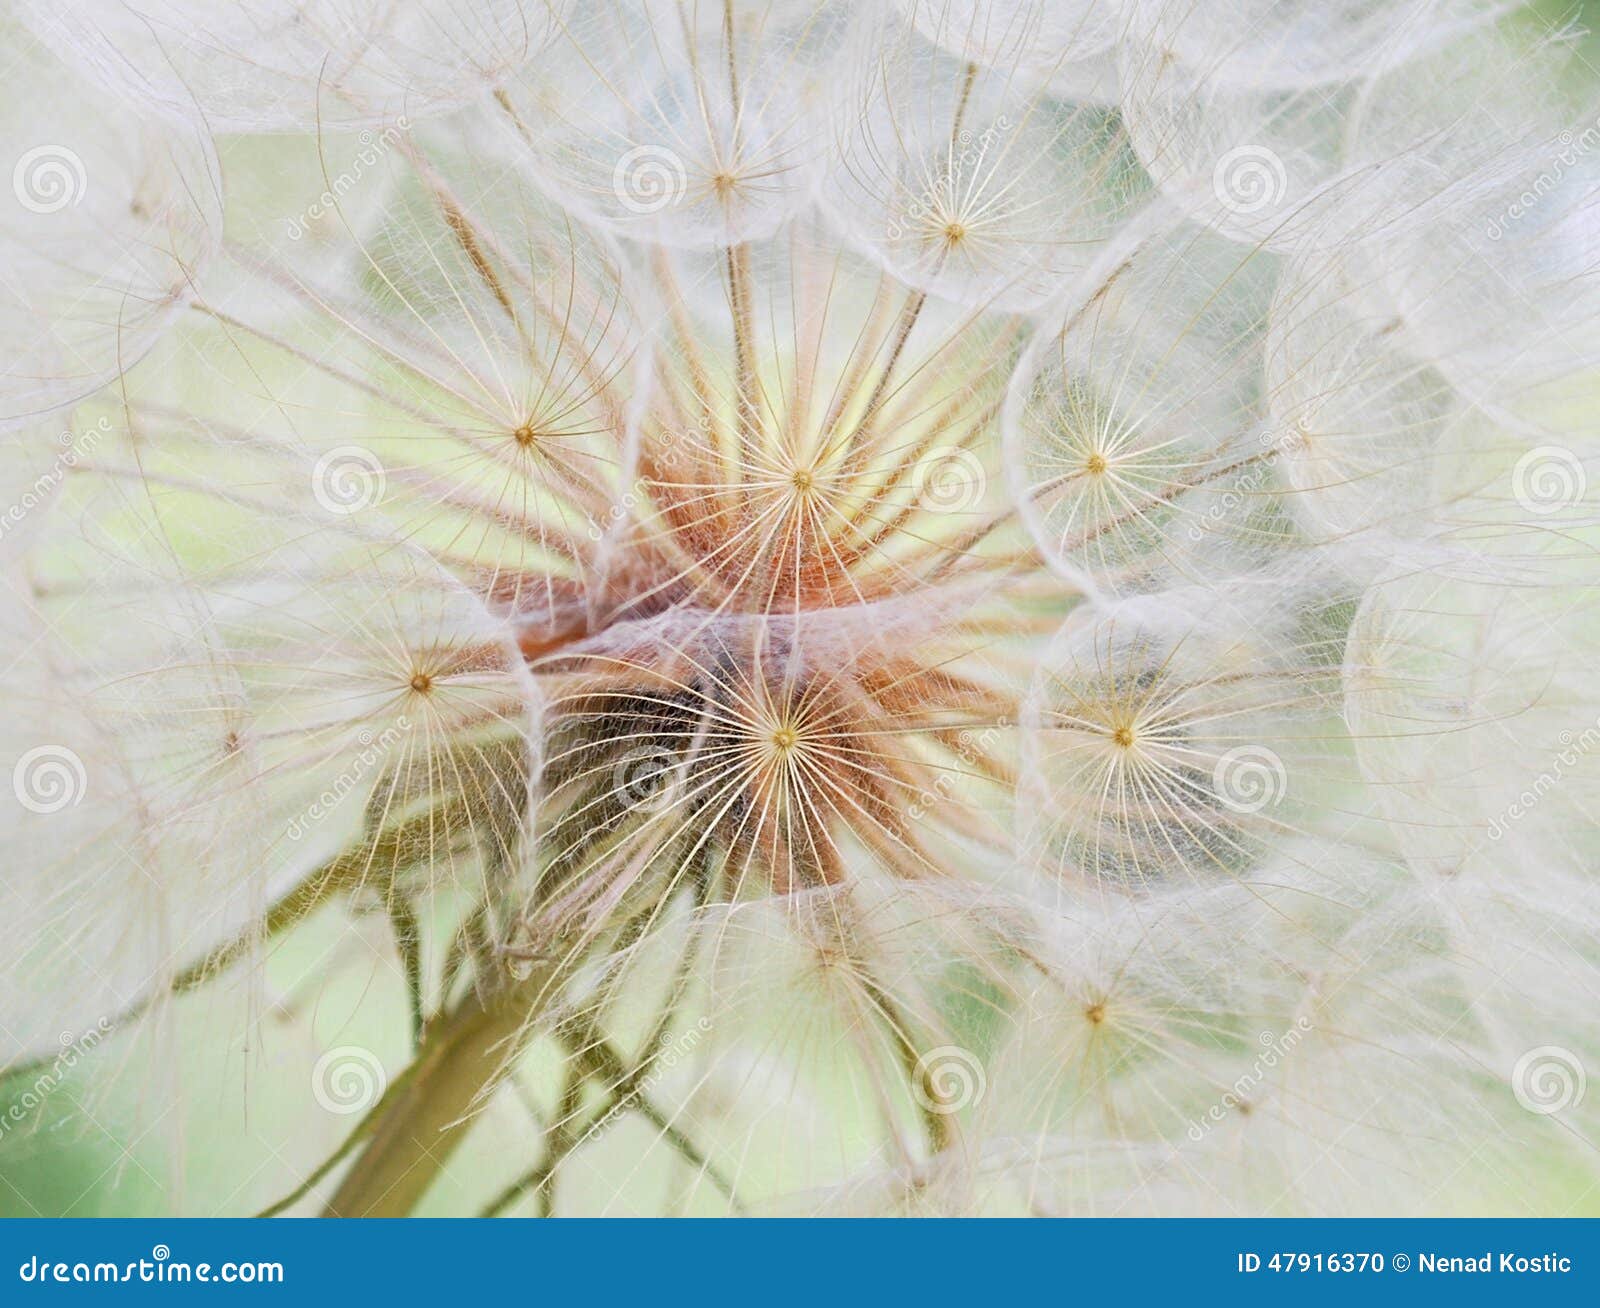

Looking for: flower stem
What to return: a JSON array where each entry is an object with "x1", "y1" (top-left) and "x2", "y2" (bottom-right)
[{"x1": 322, "y1": 956, "x2": 562, "y2": 1218}]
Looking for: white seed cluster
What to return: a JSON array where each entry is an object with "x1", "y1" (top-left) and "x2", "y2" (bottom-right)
[{"x1": 1, "y1": 0, "x2": 1597, "y2": 1218}]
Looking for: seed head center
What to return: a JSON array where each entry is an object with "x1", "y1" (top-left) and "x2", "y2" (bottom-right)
[
  {"x1": 1111, "y1": 724, "x2": 1135, "y2": 749},
  {"x1": 410, "y1": 672, "x2": 434, "y2": 694},
  {"x1": 1085, "y1": 451, "x2": 1109, "y2": 476},
  {"x1": 513, "y1": 423, "x2": 538, "y2": 448}
]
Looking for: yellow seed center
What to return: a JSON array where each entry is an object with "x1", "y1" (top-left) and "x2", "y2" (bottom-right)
[
  {"x1": 1085, "y1": 451, "x2": 1109, "y2": 476},
  {"x1": 513, "y1": 424, "x2": 537, "y2": 448},
  {"x1": 771, "y1": 726, "x2": 799, "y2": 752},
  {"x1": 1111, "y1": 725, "x2": 1134, "y2": 749},
  {"x1": 410, "y1": 672, "x2": 434, "y2": 694}
]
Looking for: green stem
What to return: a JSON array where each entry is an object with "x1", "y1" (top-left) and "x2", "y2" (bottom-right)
[{"x1": 322, "y1": 954, "x2": 564, "y2": 1218}]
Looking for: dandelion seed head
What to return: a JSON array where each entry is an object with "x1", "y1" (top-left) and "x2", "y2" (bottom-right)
[{"x1": 5, "y1": 0, "x2": 1600, "y2": 1218}]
